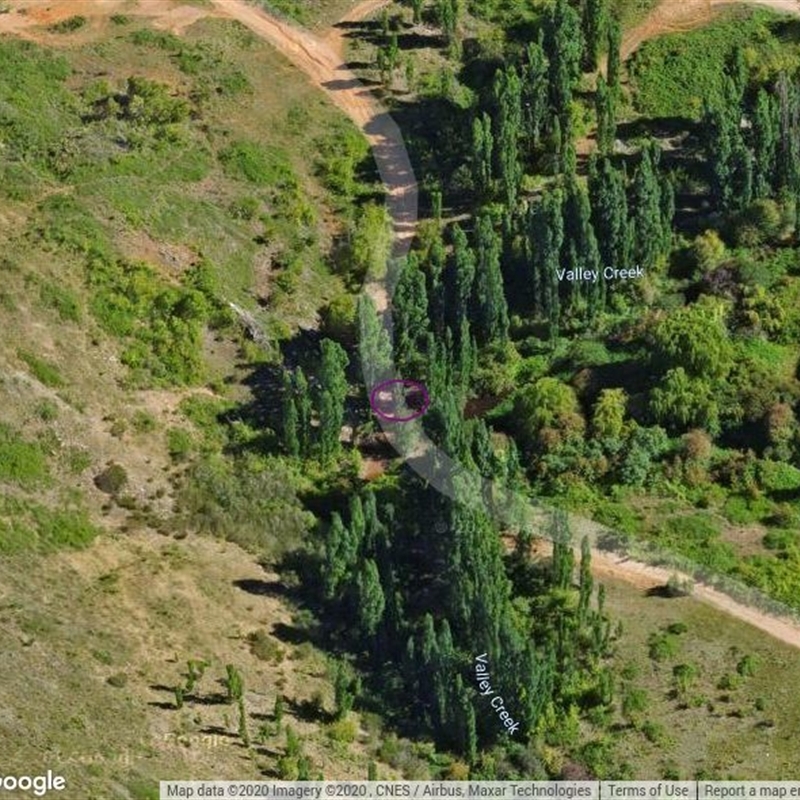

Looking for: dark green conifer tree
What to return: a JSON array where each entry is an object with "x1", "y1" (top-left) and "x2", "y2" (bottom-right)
[
  {"x1": 492, "y1": 65, "x2": 523, "y2": 208},
  {"x1": 472, "y1": 111, "x2": 494, "y2": 198},
  {"x1": 751, "y1": 88, "x2": 778, "y2": 199},
  {"x1": 472, "y1": 213, "x2": 509, "y2": 344},
  {"x1": 606, "y1": 17, "x2": 621, "y2": 94},
  {"x1": 545, "y1": 0, "x2": 583, "y2": 130},
  {"x1": 631, "y1": 143, "x2": 667, "y2": 269},
  {"x1": 522, "y1": 36, "x2": 550, "y2": 154},
  {"x1": 357, "y1": 558, "x2": 386, "y2": 639},
  {"x1": 582, "y1": 0, "x2": 607, "y2": 72},
  {"x1": 589, "y1": 155, "x2": 630, "y2": 275},
  {"x1": 595, "y1": 73, "x2": 615, "y2": 155}
]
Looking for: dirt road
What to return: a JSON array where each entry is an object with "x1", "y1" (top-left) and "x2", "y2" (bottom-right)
[
  {"x1": 622, "y1": 0, "x2": 800, "y2": 58},
  {"x1": 529, "y1": 538, "x2": 800, "y2": 651}
]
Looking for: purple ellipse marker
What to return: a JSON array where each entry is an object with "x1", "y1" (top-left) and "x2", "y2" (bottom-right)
[{"x1": 369, "y1": 379, "x2": 430, "y2": 423}]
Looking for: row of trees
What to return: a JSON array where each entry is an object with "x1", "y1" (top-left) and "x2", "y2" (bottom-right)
[
  {"x1": 471, "y1": 1, "x2": 622, "y2": 208},
  {"x1": 281, "y1": 339, "x2": 349, "y2": 461},
  {"x1": 317, "y1": 475, "x2": 614, "y2": 760},
  {"x1": 704, "y1": 59, "x2": 800, "y2": 218}
]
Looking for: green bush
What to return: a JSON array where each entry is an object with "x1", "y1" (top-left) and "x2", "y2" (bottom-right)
[
  {"x1": 247, "y1": 629, "x2": 283, "y2": 662},
  {"x1": 177, "y1": 454, "x2": 313, "y2": 558},
  {"x1": 48, "y1": 15, "x2": 86, "y2": 33},
  {"x1": 34, "y1": 195, "x2": 111, "y2": 258},
  {"x1": 132, "y1": 410, "x2": 157, "y2": 433},
  {"x1": 167, "y1": 428, "x2": 194, "y2": 462},
  {"x1": 0, "y1": 39, "x2": 71, "y2": 164},
  {"x1": 88, "y1": 258, "x2": 209, "y2": 386},
  {"x1": 38, "y1": 280, "x2": 81, "y2": 322},
  {"x1": 762, "y1": 528, "x2": 799, "y2": 551},
  {"x1": 35, "y1": 399, "x2": 59, "y2": 422},
  {"x1": 0, "y1": 496, "x2": 98, "y2": 552},
  {"x1": 758, "y1": 460, "x2": 800, "y2": 494},
  {"x1": 219, "y1": 141, "x2": 296, "y2": 187},
  {"x1": 722, "y1": 494, "x2": 773, "y2": 525},
  {"x1": 648, "y1": 630, "x2": 680, "y2": 661},
  {"x1": 629, "y1": 8, "x2": 799, "y2": 119}
]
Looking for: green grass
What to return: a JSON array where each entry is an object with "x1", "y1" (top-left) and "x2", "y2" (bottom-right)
[
  {"x1": 603, "y1": 576, "x2": 800, "y2": 778},
  {"x1": 0, "y1": 424, "x2": 49, "y2": 488},
  {"x1": 17, "y1": 350, "x2": 65, "y2": 388},
  {"x1": 736, "y1": 337, "x2": 798, "y2": 382},
  {"x1": 0, "y1": 40, "x2": 72, "y2": 164},
  {"x1": 0, "y1": 493, "x2": 98, "y2": 554},
  {"x1": 629, "y1": 8, "x2": 800, "y2": 119},
  {"x1": 219, "y1": 140, "x2": 296, "y2": 187},
  {"x1": 37, "y1": 278, "x2": 81, "y2": 323}
]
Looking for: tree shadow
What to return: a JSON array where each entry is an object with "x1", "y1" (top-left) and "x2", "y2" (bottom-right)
[
  {"x1": 233, "y1": 577, "x2": 294, "y2": 600},
  {"x1": 285, "y1": 696, "x2": 334, "y2": 724}
]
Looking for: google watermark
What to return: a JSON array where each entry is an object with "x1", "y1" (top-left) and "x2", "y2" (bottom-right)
[{"x1": 0, "y1": 771, "x2": 66, "y2": 797}]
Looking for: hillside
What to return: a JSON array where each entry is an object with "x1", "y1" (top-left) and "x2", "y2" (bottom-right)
[{"x1": 2, "y1": 0, "x2": 800, "y2": 794}]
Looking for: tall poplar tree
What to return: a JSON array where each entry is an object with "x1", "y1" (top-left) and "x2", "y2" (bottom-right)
[
  {"x1": 545, "y1": 0, "x2": 583, "y2": 129},
  {"x1": 595, "y1": 74, "x2": 615, "y2": 155},
  {"x1": 522, "y1": 37, "x2": 550, "y2": 154},
  {"x1": 606, "y1": 17, "x2": 622, "y2": 94},
  {"x1": 631, "y1": 143, "x2": 667, "y2": 270},
  {"x1": 294, "y1": 367, "x2": 312, "y2": 458},
  {"x1": 589, "y1": 155, "x2": 631, "y2": 274},
  {"x1": 751, "y1": 88, "x2": 778, "y2": 199},
  {"x1": 582, "y1": 0, "x2": 607, "y2": 72},
  {"x1": 471, "y1": 111, "x2": 494, "y2": 198},
  {"x1": 492, "y1": 65, "x2": 523, "y2": 209},
  {"x1": 472, "y1": 213, "x2": 509, "y2": 344}
]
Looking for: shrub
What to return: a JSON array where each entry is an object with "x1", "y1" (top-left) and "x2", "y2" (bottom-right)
[
  {"x1": 247, "y1": 629, "x2": 282, "y2": 662},
  {"x1": 666, "y1": 621, "x2": 688, "y2": 635},
  {"x1": 34, "y1": 506, "x2": 98, "y2": 550},
  {"x1": 35, "y1": 400, "x2": 58, "y2": 422},
  {"x1": 166, "y1": 427, "x2": 193, "y2": 462},
  {"x1": 736, "y1": 654, "x2": 759, "y2": 677},
  {"x1": 641, "y1": 720, "x2": 668, "y2": 745},
  {"x1": 38, "y1": 280, "x2": 80, "y2": 322},
  {"x1": 757, "y1": 460, "x2": 800, "y2": 494},
  {"x1": 762, "y1": 529, "x2": 799, "y2": 551},
  {"x1": 692, "y1": 230, "x2": 726, "y2": 274},
  {"x1": 648, "y1": 630, "x2": 680, "y2": 661},
  {"x1": 219, "y1": 141, "x2": 295, "y2": 187},
  {"x1": 94, "y1": 463, "x2": 128, "y2": 495},
  {"x1": 132, "y1": 410, "x2": 157, "y2": 433},
  {"x1": 326, "y1": 718, "x2": 357, "y2": 743},
  {"x1": 107, "y1": 672, "x2": 128, "y2": 688},
  {"x1": 48, "y1": 15, "x2": 86, "y2": 33}
]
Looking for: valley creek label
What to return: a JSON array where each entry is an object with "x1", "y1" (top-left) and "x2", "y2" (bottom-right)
[
  {"x1": 556, "y1": 266, "x2": 645, "y2": 282},
  {"x1": 474, "y1": 653, "x2": 520, "y2": 735}
]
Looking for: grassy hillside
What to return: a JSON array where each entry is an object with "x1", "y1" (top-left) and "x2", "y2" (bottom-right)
[{"x1": 0, "y1": 6, "x2": 388, "y2": 796}]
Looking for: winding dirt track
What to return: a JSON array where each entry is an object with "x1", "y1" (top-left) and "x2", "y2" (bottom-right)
[
  {"x1": 622, "y1": 0, "x2": 800, "y2": 58},
  {"x1": 208, "y1": 0, "x2": 418, "y2": 309},
  {"x1": 1, "y1": 0, "x2": 800, "y2": 648}
]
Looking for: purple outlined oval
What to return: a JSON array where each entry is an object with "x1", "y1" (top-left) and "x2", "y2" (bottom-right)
[{"x1": 369, "y1": 379, "x2": 430, "y2": 423}]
